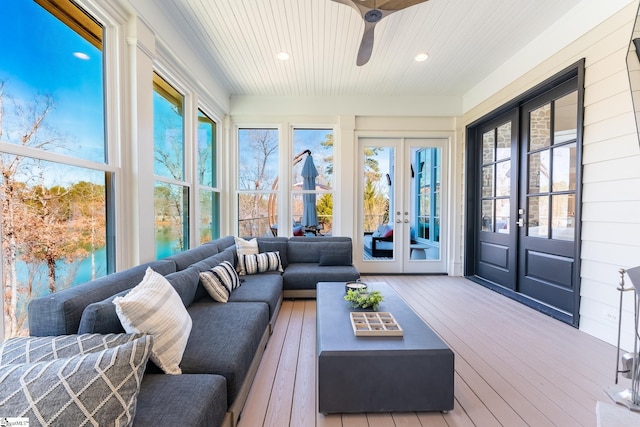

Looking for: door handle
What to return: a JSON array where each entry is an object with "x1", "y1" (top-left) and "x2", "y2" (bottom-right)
[
  {"x1": 517, "y1": 218, "x2": 525, "y2": 227},
  {"x1": 404, "y1": 219, "x2": 409, "y2": 223},
  {"x1": 396, "y1": 219, "x2": 401, "y2": 223}
]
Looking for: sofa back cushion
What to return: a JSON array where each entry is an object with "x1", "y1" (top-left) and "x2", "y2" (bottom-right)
[
  {"x1": 190, "y1": 249, "x2": 236, "y2": 273},
  {"x1": 257, "y1": 237, "x2": 289, "y2": 269},
  {"x1": 28, "y1": 260, "x2": 177, "y2": 336},
  {"x1": 78, "y1": 267, "x2": 200, "y2": 335},
  {"x1": 287, "y1": 237, "x2": 353, "y2": 264},
  {"x1": 165, "y1": 242, "x2": 219, "y2": 271}
]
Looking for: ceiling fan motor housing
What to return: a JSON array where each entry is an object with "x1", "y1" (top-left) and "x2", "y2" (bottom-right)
[{"x1": 365, "y1": 9, "x2": 383, "y2": 22}]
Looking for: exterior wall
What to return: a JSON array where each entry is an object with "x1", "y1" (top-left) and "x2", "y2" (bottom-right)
[{"x1": 463, "y1": 2, "x2": 640, "y2": 349}]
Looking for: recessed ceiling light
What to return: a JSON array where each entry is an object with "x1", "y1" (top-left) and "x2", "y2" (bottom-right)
[
  {"x1": 414, "y1": 52, "x2": 429, "y2": 62},
  {"x1": 73, "y1": 52, "x2": 90, "y2": 60},
  {"x1": 276, "y1": 51, "x2": 290, "y2": 61}
]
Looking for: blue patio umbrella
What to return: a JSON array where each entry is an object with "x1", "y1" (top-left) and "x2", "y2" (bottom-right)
[{"x1": 301, "y1": 154, "x2": 319, "y2": 227}]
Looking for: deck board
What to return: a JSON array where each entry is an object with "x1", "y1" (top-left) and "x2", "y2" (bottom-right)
[{"x1": 238, "y1": 276, "x2": 631, "y2": 427}]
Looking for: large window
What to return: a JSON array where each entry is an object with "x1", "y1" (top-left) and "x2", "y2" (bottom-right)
[
  {"x1": 292, "y1": 129, "x2": 334, "y2": 235},
  {"x1": 153, "y1": 73, "x2": 189, "y2": 258},
  {"x1": 237, "y1": 129, "x2": 279, "y2": 237},
  {"x1": 0, "y1": 0, "x2": 109, "y2": 337},
  {"x1": 198, "y1": 109, "x2": 219, "y2": 243}
]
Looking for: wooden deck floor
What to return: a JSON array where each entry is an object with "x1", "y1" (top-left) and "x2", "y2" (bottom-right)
[{"x1": 238, "y1": 275, "x2": 630, "y2": 427}]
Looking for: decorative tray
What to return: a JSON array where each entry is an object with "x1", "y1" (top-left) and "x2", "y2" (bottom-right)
[{"x1": 350, "y1": 312, "x2": 403, "y2": 336}]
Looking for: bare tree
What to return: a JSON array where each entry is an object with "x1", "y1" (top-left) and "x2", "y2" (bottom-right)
[{"x1": 1, "y1": 82, "x2": 96, "y2": 337}]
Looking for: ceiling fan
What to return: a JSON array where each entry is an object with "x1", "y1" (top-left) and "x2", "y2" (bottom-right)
[{"x1": 332, "y1": 0, "x2": 428, "y2": 66}]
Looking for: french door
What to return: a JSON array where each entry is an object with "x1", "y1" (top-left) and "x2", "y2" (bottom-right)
[
  {"x1": 357, "y1": 137, "x2": 448, "y2": 274},
  {"x1": 469, "y1": 72, "x2": 582, "y2": 326}
]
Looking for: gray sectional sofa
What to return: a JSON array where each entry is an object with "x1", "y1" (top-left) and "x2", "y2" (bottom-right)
[{"x1": 23, "y1": 235, "x2": 360, "y2": 427}]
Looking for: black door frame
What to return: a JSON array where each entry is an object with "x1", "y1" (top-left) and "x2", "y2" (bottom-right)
[{"x1": 464, "y1": 59, "x2": 585, "y2": 327}]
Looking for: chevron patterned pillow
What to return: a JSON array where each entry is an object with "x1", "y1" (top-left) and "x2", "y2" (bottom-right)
[{"x1": 0, "y1": 335, "x2": 152, "y2": 427}]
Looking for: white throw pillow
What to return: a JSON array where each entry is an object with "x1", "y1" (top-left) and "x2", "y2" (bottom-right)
[
  {"x1": 113, "y1": 267, "x2": 192, "y2": 375},
  {"x1": 235, "y1": 236, "x2": 259, "y2": 275},
  {"x1": 199, "y1": 260, "x2": 240, "y2": 302},
  {"x1": 242, "y1": 251, "x2": 283, "y2": 275}
]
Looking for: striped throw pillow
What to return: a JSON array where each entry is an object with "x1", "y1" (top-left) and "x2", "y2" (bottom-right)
[
  {"x1": 199, "y1": 260, "x2": 240, "y2": 303},
  {"x1": 242, "y1": 251, "x2": 283, "y2": 275},
  {"x1": 113, "y1": 267, "x2": 192, "y2": 375}
]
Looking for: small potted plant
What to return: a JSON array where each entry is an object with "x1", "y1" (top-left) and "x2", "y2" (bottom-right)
[{"x1": 344, "y1": 288, "x2": 384, "y2": 311}]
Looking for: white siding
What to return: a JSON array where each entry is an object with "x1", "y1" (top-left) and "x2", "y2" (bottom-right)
[{"x1": 463, "y1": 2, "x2": 640, "y2": 349}]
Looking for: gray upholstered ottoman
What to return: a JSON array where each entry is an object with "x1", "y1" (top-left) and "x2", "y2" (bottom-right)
[{"x1": 317, "y1": 282, "x2": 454, "y2": 414}]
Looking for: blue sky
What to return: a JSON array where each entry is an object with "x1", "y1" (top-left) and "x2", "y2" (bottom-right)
[{"x1": 0, "y1": 1, "x2": 105, "y2": 164}]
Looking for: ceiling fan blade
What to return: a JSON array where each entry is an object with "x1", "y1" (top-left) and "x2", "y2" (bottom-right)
[{"x1": 357, "y1": 21, "x2": 377, "y2": 66}]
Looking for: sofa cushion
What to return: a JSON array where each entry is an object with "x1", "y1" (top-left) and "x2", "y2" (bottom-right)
[
  {"x1": 214, "y1": 235, "x2": 236, "y2": 252},
  {"x1": 228, "y1": 273, "x2": 283, "y2": 320},
  {"x1": 134, "y1": 373, "x2": 227, "y2": 427},
  {"x1": 199, "y1": 261, "x2": 240, "y2": 303},
  {"x1": 114, "y1": 268, "x2": 192, "y2": 375},
  {"x1": 283, "y1": 263, "x2": 360, "y2": 291},
  {"x1": 182, "y1": 301, "x2": 269, "y2": 404},
  {"x1": 258, "y1": 238, "x2": 289, "y2": 268},
  {"x1": 0, "y1": 335, "x2": 152, "y2": 427},
  {"x1": 78, "y1": 267, "x2": 199, "y2": 335},
  {"x1": 318, "y1": 247, "x2": 353, "y2": 266},
  {"x1": 242, "y1": 251, "x2": 283, "y2": 275},
  {"x1": 165, "y1": 243, "x2": 219, "y2": 271},
  {"x1": 164, "y1": 267, "x2": 200, "y2": 307},
  {"x1": 190, "y1": 249, "x2": 236, "y2": 272},
  {"x1": 28, "y1": 259, "x2": 176, "y2": 336},
  {"x1": 0, "y1": 333, "x2": 143, "y2": 365},
  {"x1": 235, "y1": 237, "x2": 259, "y2": 275},
  {"x1": 78, "y1": 290, "x2": 129, "y2": 334},
  {"x1": 286, "y1": 237, "x2": 353, "y2": 264}
]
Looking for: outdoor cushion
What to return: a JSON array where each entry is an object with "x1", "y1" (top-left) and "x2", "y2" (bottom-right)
[
  {"x1": 283, "y1": 263, "x2": 360, "y2": 291},
  {"x1": 114, "y1": 268, "x2": 192, "y2": 375},
  {"x1": 134, "y1": 373, "x2": 227, "y2": 427},
  {"x1": 28, "y1": 259, "x2": 176, "y2": 336},
  {"x1": 242, "y1": 251, "x2": 283, "y2": 274},
  {"x1": 0, "y1": 336, "x2": 152, "y2": 427},
  {"x1": 258, "y1": 238, "x2": 289, "y2": 268},
  {"x1": 235, "y1": 237, "x2": 259, "y2": 275},
  {"x1": 0, "y1": 333, "x2": 144, "y2": 365},
  {"x1": 182, "y1": 301, "x2": 269, "y2": 404},
  {"x1": 228, "y1": 273, "x2": 283, "y2": 319},
  {"x1": 199, "y1": 260, "x2": 240, "y2": 303}
]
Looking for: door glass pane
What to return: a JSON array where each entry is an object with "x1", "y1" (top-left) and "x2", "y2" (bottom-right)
[
  {"x1": 527, "y1": 196, "x2": 549, "y2": 238},
  {"x1": 496, "y1": 122, "x2": 511, "y2": 161},
  {"x1": 412, "y1": 147, "x2": 441, "y2": 260},
  {"x1": 496, "y1": 199, "x2": 510, "y2": 234},
  {"x1": 554, "y1": 91, "x2": 578, "y2": 144},
  {"x1": 482, "y1": 131, "x2": 495, "y2": 163},
  {"x1": 529, "y1": 103, "x2": 551, "y2": 151},
  {"x1": 482, "y1": 165, "x2": 494, "y2": 197},
  {"x1": 363, "y1": 146, "x2": 393, "y2": 259},
  {"x1": 552, "y1": 143, "x2": 576, "y2": 191},
  {"x1": 496, "y1": 160, "x2": 510, "y2": 197},
  {"x1": 528, "y1": 151, "x2": 550, "y2": 193},
  {"x1": 551, "y1": 194, "x2": 575, "y2": 241},
  {"x1": 482, "y1": 200, "x2": 494, "y2": 232}
]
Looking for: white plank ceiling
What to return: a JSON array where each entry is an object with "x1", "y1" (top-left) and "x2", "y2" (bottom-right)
[{"x1": 136, "y1": 0, "x2": 585, "y2": 97}]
